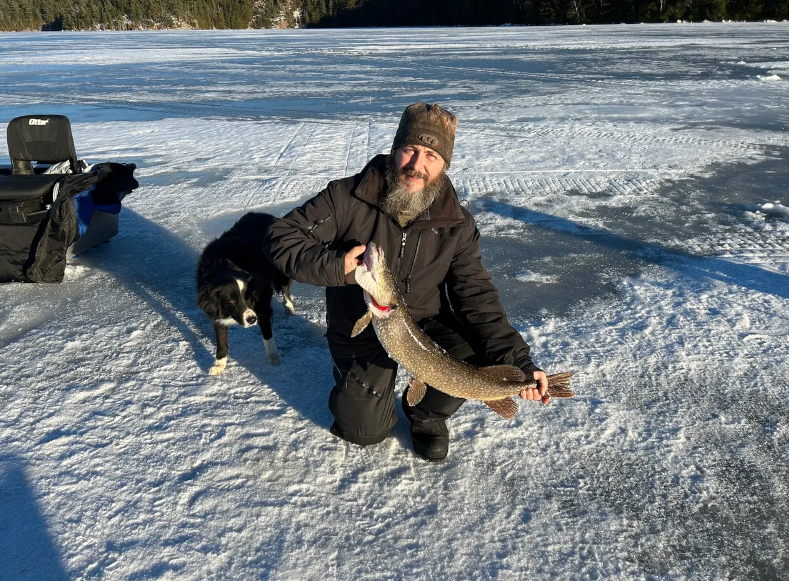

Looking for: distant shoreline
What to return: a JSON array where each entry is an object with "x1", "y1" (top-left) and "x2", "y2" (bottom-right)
[
  {"x1": 2, "y1": 20, "x2": 789, "y2": 34},
  {"x1": 2, "y1": 0, "x2": 787, "y2": 34}
]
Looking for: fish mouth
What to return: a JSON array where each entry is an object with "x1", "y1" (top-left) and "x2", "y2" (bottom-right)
[
  {"x1": 363, "y1": 243, "x2": 378, "y2": 283},
  {"x1": 361, "y1": 243, "x2": 395, "y2": 314}
]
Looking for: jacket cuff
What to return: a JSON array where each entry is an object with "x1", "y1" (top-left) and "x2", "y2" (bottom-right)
[
  {"x1": 518, "y1": 362, "x2": 543, "y2": 378},
  {"x1": 333, "y1": 250, "x2": 348, "y2": 287}
]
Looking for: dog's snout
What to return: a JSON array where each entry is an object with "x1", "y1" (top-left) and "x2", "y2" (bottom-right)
[{"x1": 246, "y1": 315, "x2": 257, "y2": 325}]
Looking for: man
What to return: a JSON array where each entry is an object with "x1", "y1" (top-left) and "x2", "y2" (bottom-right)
[{"x1": 264, "y1": 103, "x2": 548, "y2": 462}]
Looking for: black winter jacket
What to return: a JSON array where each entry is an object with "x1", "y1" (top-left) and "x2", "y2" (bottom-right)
[{"x1": 263, "y1": 155, "x2": 539, "y2": 374}]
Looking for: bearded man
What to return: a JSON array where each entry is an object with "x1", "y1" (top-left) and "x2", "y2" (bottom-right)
[{"x1": 264, "y1": 103, "x2": 548, "y2": 462}]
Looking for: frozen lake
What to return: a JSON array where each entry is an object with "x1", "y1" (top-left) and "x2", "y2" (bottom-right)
[{"x1": 1, "y1": 24, "x2": 788, "y2": 580}]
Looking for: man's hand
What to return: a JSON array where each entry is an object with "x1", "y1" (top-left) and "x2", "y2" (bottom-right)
[
  {"x1": 344, "y1": 245, "x2": 366, "y2": 284},
  {"x1": 519, "y1": 370, "x2": 549, "y2": 405}
]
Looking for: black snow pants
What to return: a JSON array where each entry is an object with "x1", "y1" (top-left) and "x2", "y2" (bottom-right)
[{"x1": 327, "y1": 314, "x2": 485, "y2": 446}]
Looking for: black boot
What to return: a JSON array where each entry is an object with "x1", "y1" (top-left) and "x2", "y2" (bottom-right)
[
  {"x1": 402, "y1": 392, "x2": 449, "y2": 462},
  {"x1": 411, "y1": 425, "x2": 449, "y2": 462}
]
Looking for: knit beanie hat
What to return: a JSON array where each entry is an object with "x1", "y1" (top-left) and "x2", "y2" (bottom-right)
[{"x1": 391, "y1": 103, "x2": 458, "y2": 168}]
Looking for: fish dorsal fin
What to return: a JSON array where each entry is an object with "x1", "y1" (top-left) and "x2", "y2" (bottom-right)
[
  {"x1": 484, "y1": 398, "x2": 518, "y2": 419},
  {"x1": 351, "y1": 310, "x2": 372, "y2": 338},
  {"x1": 406, "y1": 377, "x2": 427, "y2": 406},
  {"x1": 479, "y1": 365, "x2": 526, "y2": 383}
]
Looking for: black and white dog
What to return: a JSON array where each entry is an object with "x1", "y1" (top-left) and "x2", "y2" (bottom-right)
[{"x1": 197, "y1": 212, "x2": 295, "y2": 375}]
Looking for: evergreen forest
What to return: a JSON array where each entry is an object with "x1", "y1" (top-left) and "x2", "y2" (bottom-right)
[{"x1": 1, "y1": 0, "x2": 787, "y2": 32}]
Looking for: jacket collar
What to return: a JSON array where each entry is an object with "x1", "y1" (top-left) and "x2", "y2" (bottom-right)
[{"x1": 352, "y1": 154, "x2": 466, "y2": 230}]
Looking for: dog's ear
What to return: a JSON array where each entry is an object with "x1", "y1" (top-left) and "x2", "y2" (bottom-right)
[
  {"x1": 245, "y1": 276, "x2": 257, "y2": 296},
  {"x1": 197, "y1": 283, "x2": 222, "y2": 319}
]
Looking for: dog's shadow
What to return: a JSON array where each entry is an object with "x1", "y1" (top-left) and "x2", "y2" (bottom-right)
[
  {"x1": 76, "y1": 208, "x2": 413, "y2": 449},
  {"x1": 76, "y1": 208, "x2": 335, "y2": 429}
]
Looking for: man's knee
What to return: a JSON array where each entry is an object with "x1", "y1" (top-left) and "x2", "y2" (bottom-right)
[
  {"x1": 403, "y1": 384, "x2": 465, "y2": 426},
  {"x1": 328, "y1": 353, "x2": 398, "y2": 446}
]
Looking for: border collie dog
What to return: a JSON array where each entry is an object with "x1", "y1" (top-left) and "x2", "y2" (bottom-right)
[{"x1": 197, "y1": 212, "x2": 295, "y2": 375}]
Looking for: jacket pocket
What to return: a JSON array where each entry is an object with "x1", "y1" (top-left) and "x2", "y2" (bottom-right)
[{"x1": 305, "y1": 213, "x2": 333, "y2": 243}]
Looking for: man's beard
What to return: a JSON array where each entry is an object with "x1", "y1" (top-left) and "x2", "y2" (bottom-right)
[{"x1": 382, "y1": 155, "x2": 445, "y2": 220}]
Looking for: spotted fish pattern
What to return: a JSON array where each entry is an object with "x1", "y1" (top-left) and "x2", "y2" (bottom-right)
[{"x1": 353, "y1": 243, "x2": 574, "y2": 419}]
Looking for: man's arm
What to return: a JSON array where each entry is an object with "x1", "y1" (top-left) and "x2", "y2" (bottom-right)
[
  {"x1": 263, "y1": 185, "x2": 350, "y2": 288},
  {"x1": 445, "y1": 211, "x2": 548, "y2": 401}
]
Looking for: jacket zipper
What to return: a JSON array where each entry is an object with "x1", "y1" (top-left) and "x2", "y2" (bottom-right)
[
  {"x1": 397, "y1": 206, "x2": 427, "y2": 292},
  {"x1": 397, "y1": 230, "x2": 407, "y2": 290},
  {"x1": 403, "y1": 230, "x2": 422, "y2": 294},
  {"x1": 306, "y1": 214, "x2": 332, "y2": 234}
]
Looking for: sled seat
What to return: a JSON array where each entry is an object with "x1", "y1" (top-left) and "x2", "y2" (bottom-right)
[
  {"x1": 7, "y1": 114, "x2": 79, "y2": 175},
  {"x1": 0, "y1": 115, "x2": 76, "y2": 227},
  {"x1": 0, "y1": 114, "x2": 137, "y2": 283}
]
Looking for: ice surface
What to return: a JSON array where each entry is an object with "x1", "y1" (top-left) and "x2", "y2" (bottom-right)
[{"x1": 1, "y1": 23, "x2": 788, "y2": 580}]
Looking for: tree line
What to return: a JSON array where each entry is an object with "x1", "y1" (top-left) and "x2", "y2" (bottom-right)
[{"x1": 1, "y1": 0, "x2": 787, "y2": 31}]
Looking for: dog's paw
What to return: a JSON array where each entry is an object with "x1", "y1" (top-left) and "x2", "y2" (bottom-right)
[
  {"x1": 263, "y1": 338, "x2": 281, "y2": 365},
  {"x1": 283, "y1": 300, "x2": 296, "y2": 316},
  {"x1": 209, "y1": 358, "x2": 227, "y2": 375}
]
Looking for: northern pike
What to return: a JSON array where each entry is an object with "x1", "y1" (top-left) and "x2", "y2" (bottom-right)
[{"x1": 352, "y1": 242, "x2": 574, "y2": 419}]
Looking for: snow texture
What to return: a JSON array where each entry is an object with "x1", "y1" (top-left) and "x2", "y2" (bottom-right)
[{"x1": 1, "y1": 23, "x2": 788, "y2": 580}]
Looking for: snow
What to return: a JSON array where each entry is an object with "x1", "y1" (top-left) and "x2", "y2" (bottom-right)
[
  {"x1": 515, "y1": 271, "x2": 559, "y2": 284},
  {"x1": 1, "y1": 23, "x2": 789, "y2": 580},
  {"x1": 761, "y1": 201, "x2": 789, "y2": 217}
]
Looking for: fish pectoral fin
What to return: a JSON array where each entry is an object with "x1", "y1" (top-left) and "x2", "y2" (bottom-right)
[
  {"x1": 484, "y1": 398, "x2": 518, "y2": 419},
  {"x1": 479, "y1": 365, "x2": 526, "y2": 383},
  {"x1": 351, "y1": 310, "x2": 373, "y2": 337},
  {"x1": 406, "y1": 377, "x2": 427, "y2": 406}
]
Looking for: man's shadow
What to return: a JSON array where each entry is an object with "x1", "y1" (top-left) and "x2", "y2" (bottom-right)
[{"x1": 0, "y1": 455, "x2": 70, "y2": 581}]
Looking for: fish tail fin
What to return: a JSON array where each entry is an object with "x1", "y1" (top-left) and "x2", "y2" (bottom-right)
[
  {"x1": 546, "y1": 372, "x2": 575, "y2": 398},
  {"x1": 484, "y1": 398, "x2": 518, "y2": 419}
]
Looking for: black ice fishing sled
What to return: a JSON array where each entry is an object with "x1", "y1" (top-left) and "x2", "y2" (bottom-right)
[{"x1": 0, "y1": 115, "x2": 138, "y2": 283}]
